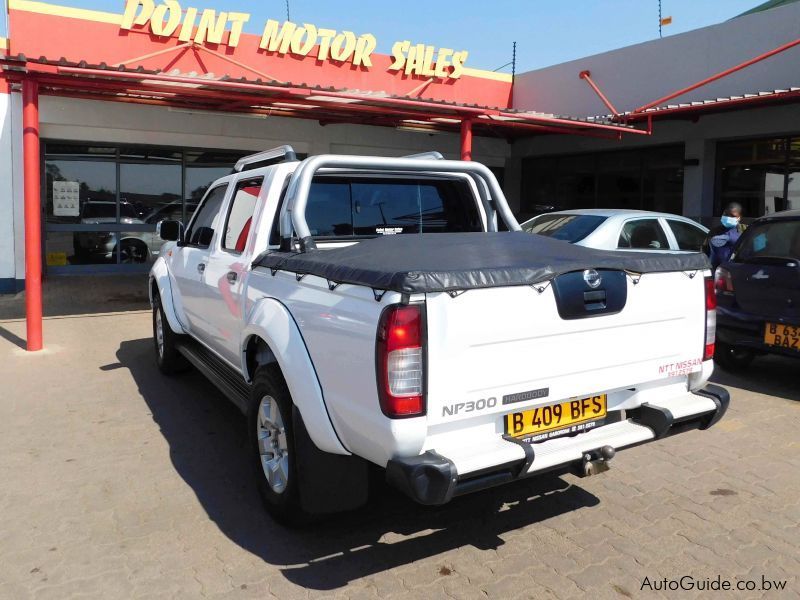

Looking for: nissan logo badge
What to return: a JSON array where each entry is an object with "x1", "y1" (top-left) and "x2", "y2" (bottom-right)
[{"x1": 583, "y1": 269, "x2": 602, "y2": 289}]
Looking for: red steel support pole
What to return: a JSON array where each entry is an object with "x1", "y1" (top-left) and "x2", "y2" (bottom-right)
[
  {"x1": 632, "y1": 36, "x2": 800, "y2": 114},
  {"x1": 460, "y1": 119, "x2": 473, "y2": 161},
  {"x1": 22, "y1": 78, "x2": 43, "y2": 351},
  {"x1": 579, "y1": 70, "x2": 620, "y2": 117}
]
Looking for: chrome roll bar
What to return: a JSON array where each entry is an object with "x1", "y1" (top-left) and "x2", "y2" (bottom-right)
[{"x1": 279, "y1": 155, "x2": 519, "y2": 251}]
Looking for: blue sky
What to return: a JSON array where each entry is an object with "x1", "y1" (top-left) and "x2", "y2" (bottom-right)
[{"x1": 2, "y1": 0, "x2": 763, "y2": 71}]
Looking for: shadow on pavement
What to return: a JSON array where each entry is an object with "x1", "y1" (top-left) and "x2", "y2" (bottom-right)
[
  {"x1": 0, "y1": 274, "x2": 150, "y2": 320},
  {"x1": 710, "y1": 354, "x2": 800, "y2": 402},
  {"x1": 113, "y1": 337, "x2": 600, "y2": 591},
  {"x1": 0, "y1": 324, "x2": 26, "y2": 349}
]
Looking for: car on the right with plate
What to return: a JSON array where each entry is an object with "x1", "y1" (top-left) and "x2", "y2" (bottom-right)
[{"x1": 714, "y1": 209, "x2": 800, "y2": 370}]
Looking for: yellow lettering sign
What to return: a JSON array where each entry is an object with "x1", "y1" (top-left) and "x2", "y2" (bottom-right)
[
  {"x1": 388, "y1": 40, "x2": 467, "y2": 79},
  {"x1": 119, "y1": 0, "x2": 467, "y2": 77},
  {"x1": 259, "y1": 19, "x2": 296, "y2": 53}
]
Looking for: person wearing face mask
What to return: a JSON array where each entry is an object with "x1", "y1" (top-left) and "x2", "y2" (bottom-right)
[{"x1": 704, "y1": 202, "x2": 747, "y2": 270}]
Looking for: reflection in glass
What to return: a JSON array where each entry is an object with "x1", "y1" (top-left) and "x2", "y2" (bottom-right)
[
  {"x1": 47, "y1": 231, "x2": 118, "y2": 265},
  {"x1": 717, "y1": 138, "x2": 787, "y2": 218},
  {"x1": 519, "y1": 146, "x2": 684, "y2": 216},
  {"x1": 186, "y1": 166, "x2": 232, "y2": 205},
  {"x1": 117, "y1": 163, "x2": 182, "y2": 265},
  {"x1": 120, "y1": 163, "x2": 181, "y2": 221},
  {"x1": 43, "y1": 142, "x2": 245, "y2": 269},
  {"x1": 45, "y1": 160, "x2": 116, "y2": 225}
]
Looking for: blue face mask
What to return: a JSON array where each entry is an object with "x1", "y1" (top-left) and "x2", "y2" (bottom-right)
[{"x1": 720, "y1": 215, "x2": 740, "y2": 229}]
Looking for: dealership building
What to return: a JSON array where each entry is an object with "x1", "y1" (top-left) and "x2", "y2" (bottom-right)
[{"x1": 1, "y1": 1, "x2": 799, "y2": 302}]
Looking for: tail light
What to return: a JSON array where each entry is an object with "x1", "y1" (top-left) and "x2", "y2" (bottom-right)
[
  {"x1": 714, "y1": 266, "x2": 734, "y2": 293},
  {"x1": 376, "y1": 304, "x2": 425, "y2": 418},
  {"x1": 704, "y1": 276, "x2": 716, "y2": 361}
]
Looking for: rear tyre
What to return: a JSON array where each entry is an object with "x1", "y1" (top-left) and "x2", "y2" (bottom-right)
[
  {"x1": 714, "y1": 341, "x2": 755, "y2": 372},
  {"x1": 248, "y1": 365, "x2": 309, "y2": 526},
  {"x1": 152, "y1": 293, "x2": 189, "y2": 375}
]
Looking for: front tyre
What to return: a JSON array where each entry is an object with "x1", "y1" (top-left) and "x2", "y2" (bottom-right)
[
  {"x1": 714, "y1": 341, "x2": 755, "y2": 372},
  {"x1": 152, "y1": 294, "x2": 188, "y2": 375},
  {"x1": 248, "y1": 365, "x2": 308, "y2": 526}
]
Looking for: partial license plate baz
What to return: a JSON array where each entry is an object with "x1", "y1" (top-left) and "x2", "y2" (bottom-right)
[{"x1": 764, "y1": 322, "x2": 800, "y2": 351}]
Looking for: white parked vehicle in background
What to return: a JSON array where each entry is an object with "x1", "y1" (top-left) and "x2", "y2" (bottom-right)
[
  {"x1": 521, "y1": 209, "x2": 709, "y2": 253},
  {"x1": 150, "y1": 147, "x2": 728, "y2": 524}
]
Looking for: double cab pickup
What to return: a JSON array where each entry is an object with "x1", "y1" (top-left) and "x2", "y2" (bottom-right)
[{"x1": 150, "y1": 147, "x2": 728, "y2": 523}]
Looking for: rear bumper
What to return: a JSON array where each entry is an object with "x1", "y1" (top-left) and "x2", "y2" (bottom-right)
[
  {"x1": 717, "y1": 310, "x2": 800, "y2": 358},
  {"x1": 386, "y1": 384, "x2": 729, "y2": 505}
]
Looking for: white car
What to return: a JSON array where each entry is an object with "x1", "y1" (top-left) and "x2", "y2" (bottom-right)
[
  {"x1": 150, "y1": 148, "x2": 728, "y2": 524},
  {"x1": 521, "y1": 209, "x2": 709, "y2": 252}
]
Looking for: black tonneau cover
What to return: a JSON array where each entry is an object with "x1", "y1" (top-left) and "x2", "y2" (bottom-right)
[{"x1": 254, "y1": 232, "x2": 711, "y2": 294}]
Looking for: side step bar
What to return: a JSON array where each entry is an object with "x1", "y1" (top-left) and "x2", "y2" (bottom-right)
[{"x1": 175, "y1": 339, "x2": 250, "y2": 414}]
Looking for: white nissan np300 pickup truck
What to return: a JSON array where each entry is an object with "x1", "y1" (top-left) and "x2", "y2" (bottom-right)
[{"x1": 150, "y1": 147, "x2": 728, "y2": 524}]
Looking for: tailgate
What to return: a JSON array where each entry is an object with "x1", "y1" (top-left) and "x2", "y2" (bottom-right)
[
  {"x1": 424, "y1": 269, "x2": 708, "y2": 426},
  {"x1": 728, "y1": 261, "x2": 800, "y2": 321}
]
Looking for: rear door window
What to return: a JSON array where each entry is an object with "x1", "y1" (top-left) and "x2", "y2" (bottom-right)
[
  {"x1": 222, "y1": 177, "x2": 264, "y2": 252},
  {"x1": 667, "y1": 219, "x2": 707, "y2": 251},
  {"x1": 618, "y1": 219, "x2": 670, "y2": 250}
]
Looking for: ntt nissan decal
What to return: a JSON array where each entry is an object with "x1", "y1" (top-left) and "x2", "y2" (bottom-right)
[{"x1": 120, "y1": 0, "x2": 470, "y2": 79}]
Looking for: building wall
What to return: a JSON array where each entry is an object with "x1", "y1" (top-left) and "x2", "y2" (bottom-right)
[
  {"x1": 513, "y1": 3, "x2": 800, "y2": 118},
  {"x1": 0, "y1": 92, "x2": 24, "y2": 293},
  {"x1": 0, "y1": 94, "x2": 511, "y2": 289},
  {"x1": 507, "y1": 102, "x2": 800, "y2": 219}
]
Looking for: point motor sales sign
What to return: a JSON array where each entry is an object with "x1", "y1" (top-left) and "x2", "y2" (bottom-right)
[{"x1": 121, "y1": 0, "x2": 470, "y2": 79}]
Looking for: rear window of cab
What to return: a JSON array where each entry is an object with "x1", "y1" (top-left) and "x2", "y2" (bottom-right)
[{"x1": 736, "y1": 220, "x2": 800, "y2": 262}]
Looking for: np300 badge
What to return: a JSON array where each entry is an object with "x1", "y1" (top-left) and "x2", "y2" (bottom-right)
[{"x1": 583, "y1": 269, "x2": 602, "y2": 288}]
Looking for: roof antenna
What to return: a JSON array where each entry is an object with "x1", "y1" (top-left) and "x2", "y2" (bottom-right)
[
  {"x1": 491, "y1": 42, "x2": 517, "y2": 74},
  {"x1": 285, "y1": 0, "x2": 290, "y2": 21},
  {"x1": 658, "y1": 0, "x2": 663, "y2": 38},
  {"x1": 658, "y1": 1, "x2": 673, "y2": 38},
  {"x1": 512, "y1": 41, "x2": 517, "y2": 82}
]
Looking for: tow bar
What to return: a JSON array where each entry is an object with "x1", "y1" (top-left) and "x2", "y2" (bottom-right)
[{"x1": 577, "y1": 445, "x2": 616, "y2": 477}]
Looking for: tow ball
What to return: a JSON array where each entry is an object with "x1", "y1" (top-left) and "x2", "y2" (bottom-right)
[{"x1": 578, "y1": 445, "x2": 616, "y2": 477}]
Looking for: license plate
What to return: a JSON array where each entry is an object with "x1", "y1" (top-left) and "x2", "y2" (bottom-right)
[
  {"x1": 504, "y1": 394, "x2": 607, "y2": 443},
  {"x1": 764, "y1": 322, "x2": 800, "y2": 351}
]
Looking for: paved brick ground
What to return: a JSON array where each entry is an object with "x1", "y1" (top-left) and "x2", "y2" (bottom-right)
[{"x1": 0, "y1": 297, "x2": 798, "y2": 598}]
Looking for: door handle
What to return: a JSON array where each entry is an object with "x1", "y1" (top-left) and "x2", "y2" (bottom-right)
[
  {"x1": 226, "y1": 271, "x2": 238, "y2": 284},
  {"x1": 197, "y1": 262, "x2": 206, "y2": 273}
]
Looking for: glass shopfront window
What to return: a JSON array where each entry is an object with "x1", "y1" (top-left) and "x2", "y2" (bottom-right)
[
  {"x1": 519, "y1": 145, "x2": 684, "y2": 221},
  {"x1": 716, "y1": 137, "x2": 789, "y2": 219},
  {"x1": 43, "y1": 142, "x2": 248, "y2": 272}
]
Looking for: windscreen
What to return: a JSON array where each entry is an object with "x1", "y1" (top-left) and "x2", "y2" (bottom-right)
[
  {"x1": 303, "y1": 176, "x2": 482, "y2": 238},
  {"x1": 522, "y1": 214, "x2": 607, "y2": 243},
  {"x1": 736, "y1": 220, "x2": 800, "y2": 263}
]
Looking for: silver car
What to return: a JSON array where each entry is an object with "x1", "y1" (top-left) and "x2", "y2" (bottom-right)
[{"x1": 521, "y1": 209, "x2": 709, "y2": 253}]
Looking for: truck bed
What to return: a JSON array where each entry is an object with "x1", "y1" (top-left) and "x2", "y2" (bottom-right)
[{"x1": 254, "y1": 232, "x2": 710, "y2": 293}]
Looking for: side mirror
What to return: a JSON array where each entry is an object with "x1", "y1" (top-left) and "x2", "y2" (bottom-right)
[{"x1": 158, "y1": 219, "x2": 182, "y2": 242}]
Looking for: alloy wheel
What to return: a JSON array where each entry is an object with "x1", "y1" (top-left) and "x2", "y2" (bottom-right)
[{"x1": 257, "y1": 395, "x2": 289, "y2": 494}]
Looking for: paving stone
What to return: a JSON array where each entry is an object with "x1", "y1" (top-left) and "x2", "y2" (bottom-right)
[{"x1": 0, "y1": 309, "x2": 798, "y2": 599}]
